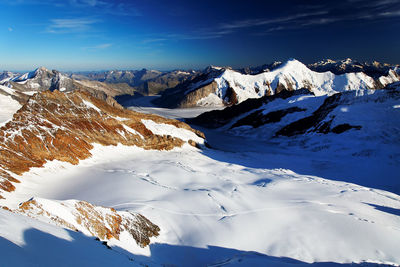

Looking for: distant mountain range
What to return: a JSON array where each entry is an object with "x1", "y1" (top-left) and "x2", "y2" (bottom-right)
[
  {"x1": 158, "y1": 59, "x2": 400, "y2": 108},
  {"x1": 1, "y1": 58, "x2": 400, "y2": 266},
  {"x1": 71, "y1": 69, "x2": 198, "y2": 96},
  {"x1": 1, "y1": 58, "x2": 398, "y2": 108}
]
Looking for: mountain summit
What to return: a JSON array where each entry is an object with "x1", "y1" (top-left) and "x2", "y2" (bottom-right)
[{"x1": 158, "y1": 59, "x2": 399, "y2": 108}]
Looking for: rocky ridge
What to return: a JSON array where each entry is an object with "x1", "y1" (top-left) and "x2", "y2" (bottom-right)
[
  {"x1": 0, "y1": 90, "x2": 205, "y2": 199},
  {"x1": 158, "y1": 59, "x2": 400, "y2": 108},
  {"x1": 188, "y1": 86, "x2": 400, "y2": 148},
  {"x1": 81, "y1": 69, "x2": 198, "y2": 95},
  {"x1": 2, "y1": 67, "x2": 136, "y2": 101},
  {"x1": 307, "y1": 58, "x2": 398, "y2": 78},
  {"x1": 16, "y1": 197, "x2": 160, "y2": 248}
]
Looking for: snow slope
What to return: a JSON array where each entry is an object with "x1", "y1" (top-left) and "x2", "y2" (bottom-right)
[
  {"x1": 2, "y1": 142, "x2": 400, "y2": 266},
  {"x1": 211, "y1": 59, "x2": 375, "y2": 102},
  {"x1": 0, "y1": 85, "x2": 22, "y2": 126},
  {"x1": 0, "y1": 208, "x2": 148, "y2": 267},
  {"x1": 181, "y1": 59, "x2": 399, "y2": 107},
  {"x1": 1, "y1": 90, "x2": 399, "y2": 266}
]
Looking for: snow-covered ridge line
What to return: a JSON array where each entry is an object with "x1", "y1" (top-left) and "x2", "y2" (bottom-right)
[{"x1": 175, "y1": 59, "x2": 400, "y2": 108}]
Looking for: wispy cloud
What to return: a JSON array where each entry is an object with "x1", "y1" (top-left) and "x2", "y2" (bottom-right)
[
  {"x1": 68, "y1": 0, "x2": 141, "y2": 16},
  {"x1": 82, "y1": 43, "x2": 112, "y2": 50},
  {"x1": 46, "y1": 18, "x2": 98, "y2": 33},
  {"x1": 142, "y1": 29, "x2": 234, "y2": 44},
  {"x1": 8, "y1": 27, "x2": 13, "y2": 32},
  {"x1": 218, "y1": 11, "x2": 328, "y2": 30},
  {"x1": 144, "y1": 11, "x2": 328, "y2": 42},
  {"x1": 251, "y1": 1, "x2": 400, "y2": 35},
  {"x1": 379, "y1": 10, "x2": 400, "y2": 17},
  {"x1": 2, "y1": 0, "x2": 141, "y2": 17}
]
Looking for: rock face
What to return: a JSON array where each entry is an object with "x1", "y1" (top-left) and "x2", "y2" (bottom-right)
[
  {"x1": 7, "y1": 67, "x2": 76, "y2": 92},
  {"x1": 0, "y1": 84, "x2": 33, "y2": 105},
  {"x1": 0, "y1": 71, "x2": 18, "y2": 83},
  {"x1": 187, "y1": 89, "x2": 312, "y2": 128},
  {"x1": 2, "y1": 67, "x2": 136, "y2": 101},
  {"x1": 82, "y1": 69, "x2": 197, "y2": 96},
  {"x1": 307, "y1": 58, "x2": 398, "y2": 78},
  {"x1": 188, "y1": 86, "x2": 400, "y2": 149},
  {"x1": 158, "y1": 59, "x2": 400, "y2": 108},
  {"x1": 0, "y1": 90, "x2": 205, "y2": 198},
  {"x1": 16, "y1": 197, "x2": 160, "y2": 247},
  {"x1": 157, "y1": 67, "x2": 225, "y2": 108}
]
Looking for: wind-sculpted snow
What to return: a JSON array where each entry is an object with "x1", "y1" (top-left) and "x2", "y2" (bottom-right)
[
  {"x1": 1, "y1": 143, "x2": 400, "y2": 266},
  {"x1": 0, "y1": 90, "x2": 204, "y2": 198}
]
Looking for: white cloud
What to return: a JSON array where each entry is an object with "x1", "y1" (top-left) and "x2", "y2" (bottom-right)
[
  {"x1": 8, "y1": 27, "x2": 13, "y2": 32},
  {"x1": 94, "y1": 43, "x2": 112, "y2": 49},
  {"x1": 83, "y1": 43, "x2": 112, "y2": 50},
  {"x1": 46, "y1": 18, "x2": 98, "y2": 33}
]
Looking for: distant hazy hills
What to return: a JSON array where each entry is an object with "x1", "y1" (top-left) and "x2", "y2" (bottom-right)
[{"x1": 72, "y1": 69, "x2": 198, "y2": 96}]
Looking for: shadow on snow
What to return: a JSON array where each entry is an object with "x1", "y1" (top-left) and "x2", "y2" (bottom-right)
[{"x1": 0, "y1": 228, "x2": 394, "y2": 267}]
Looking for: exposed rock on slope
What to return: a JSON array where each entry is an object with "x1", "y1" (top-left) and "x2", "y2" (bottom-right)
[
  {"x1": 308, "y1": 58, "x2": 398, "y2": 78},
  {"x1": 2, "y1": 67, "x2": 136, "y2": 101},
  {"x1": 159, "y1": 59, "x2": 399, "y2": 108},
  {"x1": 82, "y1": 69, "x2": 197, "y2": 95},
  {"x1": 189, "y1": 86, "x2": 400, "y2": 151},
  {"x1": 187, "y1": 89, "x2": 312, "y2": 128},
  {"x1": 16, "y1": 197, "x2": 159, "y2": 247},
  {"x1": 8, "y1": 67, "x2": 76, "y2": 92},
  {"x1": 0, "y1": 84, "x2": 33, "y2": 105},
  {"x1": 156, "y1": 67, "x2": 225, "y2": 107},
  {"x1": 0, "y1": 71, "x2": 18, "y2": 83},
  {"x1": 0, "y1": 90, "x2": 205, "y2": 198}
]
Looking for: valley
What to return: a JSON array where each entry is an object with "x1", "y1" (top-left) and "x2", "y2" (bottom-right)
[{"x1": 0, "y1": 59, "x2": 399, "y2": 266}]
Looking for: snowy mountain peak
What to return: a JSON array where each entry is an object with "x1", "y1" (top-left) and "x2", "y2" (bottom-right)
[
  {"x1": 160, "y1": 58, "x2": 400, "y2": 108},
  {"x1": 279, "y1": 58, "x2": 308, "y2": 72},
  {"x1": 33, "y1": 66, "x2": 54, "y2": 76},
  {"x1": 35, "y1": 66, "x2": 50, "y2": 72}
]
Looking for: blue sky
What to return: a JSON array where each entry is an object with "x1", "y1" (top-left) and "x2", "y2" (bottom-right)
[{"x1": 1, "y1": 0, "x2": 400, "y2": 71}]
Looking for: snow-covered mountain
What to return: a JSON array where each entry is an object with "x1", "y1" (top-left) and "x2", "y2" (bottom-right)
[
  {"x1": 237, "y1": 61, "x2": 283, "y2": 75},
  {"x1": 0, "y1": 70, "x2": 18, "y2": 83},
  {"x1": 0, "y1": 89, "x2": 204, "y2": 199},
  {"x1": 1, "y1": 67, "x2": 137, "y2": 103},
  {"x1": 1, "y1": 121, "x2": 400, "y2": 266},
  {"x1": 308, "y1": 58, "x2": 397, "y2": 78},
  {"x1": 188, "y1": 85, "x2": 400, "y2": 190},
  {"x1": 0, "y1": 60, "x2": 400, "y2": 266},
  {"x1": 8, "y1": 66, "x2": 75, "y2": 92},
  {"x1": 158, "y1": 59, "x2": 400, "y2": 108}
]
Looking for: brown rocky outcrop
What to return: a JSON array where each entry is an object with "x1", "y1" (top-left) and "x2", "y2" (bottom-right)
[
  {"x1": 0, "y1": 90, "x2": 204, "y2": 198},
  {"x1": 17, "y1": 198, "x2": 160, "y2": 247},
  {"x1": 178, "y1": 81, "x2": 220, "y2": 108}
]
